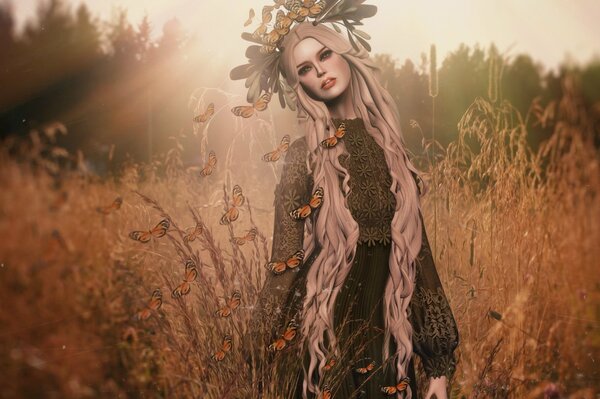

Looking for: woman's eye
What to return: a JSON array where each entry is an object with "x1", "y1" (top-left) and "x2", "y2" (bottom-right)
[
  {"x1": 320, "y1": 50, "x2": 332, "y2": 61},
  {"x1": 298, "y1": 65, "x2": 311, "y2": 76}
]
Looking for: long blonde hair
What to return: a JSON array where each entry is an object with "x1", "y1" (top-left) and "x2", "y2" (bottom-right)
[{"x1": 279, "y1": 22, "x2": 426, "y2": 399}]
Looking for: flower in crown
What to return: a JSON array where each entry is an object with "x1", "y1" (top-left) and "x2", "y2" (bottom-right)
[{"x1": 229, "y1": 0, "x2": 378, "y2": 117}]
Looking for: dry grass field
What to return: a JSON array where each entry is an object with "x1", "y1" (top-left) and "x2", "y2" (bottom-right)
[{"x1": 0, "y1": 73, "x2": 598, "y2": 398}]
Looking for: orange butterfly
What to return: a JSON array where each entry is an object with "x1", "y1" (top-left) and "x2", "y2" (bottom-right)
[
  {"x1": 211, "y1": 334, "x2": 233, "y2": 362},
  {"x1": 274, "y1": 10, "x2": 293, "y2": 35},
  {"x1": 96, "y1": 196, "x2": 122, "y2": 214},
  {"x1": 172, "y1": 259, "x2": 199, "y2": 298},
  {"x1": 355, "y1": 360, "x2": 375, "y2": 374},
  {"x1": 183, "y1": 222, "x2": 203, "y2": 244},
  {"x1": 129, "y1": 218, "x2": 170, "y2": 243},
  {"x1": 323, "y1": 356, "x2": 337, "y2": 371},
  {"x1": 134, "y1": 289, "x2": 162, "y2": 321},
  {"x1": 265, "y1": 249, "x2": 304, "y2": 275},
  {"x1": 289, "y1": 187, "x2": 324, "y2": 220},
  {"x1": 231, "y1": 227, "x2": 257, "y2": 245},
  {"x1": 318, "y1": 385, "x2": 332, "y2": 399},
  {"x1": 268, "y1": 318, "x2": 298, "y2": 352},
  {"x1": 252, "y1": 6, "x2": 273, "y2": 38},
  {"x1": 263, "y1": 135, "x2": 290, "y2": 162},
  {"x1": 193, "y1": 103, "x2": 214, "y2": 123},
  {"x1": 320, "y1": 122, "x2": 346, "y2": 148},
  {"x1": 381, "y1": 377, "x2": 411, "y2": 395},
  {"x1": 215, "y1": 290, "x2": 242, "y2": 318},
  {"x1": 200, "y1": 151, "x2": 217, "y2": 176},
  {"x1": 220, "y1": 185, "x2": 245, "y2": 225},
  {"x1": 244, "y1": 8, "x2": 255, "y2": 27},
  {"x1": 231, "y1": 92, "x2": 271, "y2": 118}
]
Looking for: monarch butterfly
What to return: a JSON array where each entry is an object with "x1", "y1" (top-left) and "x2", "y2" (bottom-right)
[
  {"x1": 172, "y1": 260, "x2": 199, "y2": 298},
  {"x1": 215, "y1": 290, "x2": 242, "y2": 318},
  {"x1": 320, "y1": 122, "x2": 347, "y2": 148},
  {"x1": 317, "y1": 385, "x2": 332, "y2": 399},
  {"x1": 183, "y1": 222, "x2": 203, "y2": 244},
  {"x1": 262, "y1": 135, "x2": 290, "y2": 162},
  {"x1": 381, "y1": 377, "x2": 411, "y2": 395},
  {"x1": 231, "y1": 227, "x2": 258, "y2": 245},
  {"x1": 200, "y1": 151, "x2": 217, "y2": 177},
  {"x1": 289, "y1": 187, "x2": 324, "y2": 220},
  {"x1": 252, "y1": 5, "x2": 273, "y2": 38},
  {"x1": 244, "y1": 8, "x2": 255, "y2": 27},
  {"x1": 268, "y1": 318, "x2": 298, "y2": 352},
  {"x1": 265, "y1": 249, "x2": 304, "y2": 275},
  {"x1": 323, "y1": 356, "x2": 337, "y2": 371},
  {"x1": 355, "y1": 360, "x2": 375, "y2": 374},
  {"x1": 220, "y1": 185, "x2": 245, "y2": 225},
  {"x1": 231, "y1": 92, "x2": 271, "y2": 118},
  {"x1": 96, "y1": 196, "x2": 123, "y2": 215},
  {"x1": 274, "y1": 10, "x2": 293, "y2": 35},
  {"x1": 193, "y1": 103, "x2": 215, "y2": 123},
  {"x1": 211, "y1": 334, "x2": 233, "y2": 362},
  {"x1": 129, "y1": 218, "x2": 170, "y2": 243},
  {"x1": 134, "y1": 289, "x2": 162, "y2": 321}
]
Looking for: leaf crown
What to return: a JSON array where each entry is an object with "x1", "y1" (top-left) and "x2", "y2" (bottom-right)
[{"x1": 229, "y1": 0, "x2": 377, "y2": 115}]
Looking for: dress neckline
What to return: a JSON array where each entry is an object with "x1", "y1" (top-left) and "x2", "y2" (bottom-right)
[{"x1": 332, "y1": 117, "x2": 365, "y2": 130}]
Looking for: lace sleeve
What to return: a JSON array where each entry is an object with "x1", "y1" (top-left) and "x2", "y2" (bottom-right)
[
  {"x1": 409, "y1": 210, "x2": 460, "y2": 380},
  {"x1": 245, "y1": 138, "x2": 312, "y2": 348}
]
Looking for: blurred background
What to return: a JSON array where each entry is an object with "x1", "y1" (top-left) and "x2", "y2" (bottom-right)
[
  {"x1": 1, "y1": 0, "x2": 599, "y2": 171},
  {"x1": 1, "y1": 1, "x2": 599, "y2": 398}
]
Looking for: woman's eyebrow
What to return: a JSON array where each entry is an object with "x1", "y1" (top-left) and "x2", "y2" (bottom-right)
[{"x1": 296, "y1": 46, "x2": 328, "y2": 68}]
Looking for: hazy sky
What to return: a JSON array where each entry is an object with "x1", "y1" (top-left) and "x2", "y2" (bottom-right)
[{"x1": 10, "y1": 0, "x2": 600, "y2": 72}]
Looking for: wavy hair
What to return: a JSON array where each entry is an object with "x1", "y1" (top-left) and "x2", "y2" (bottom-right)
[{"x1": 279, "y1": 22, "x2": 428, "y2": 399}]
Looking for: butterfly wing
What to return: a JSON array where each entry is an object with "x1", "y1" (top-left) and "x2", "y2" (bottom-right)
[
  {"x1": 129, "y1": 230, "x2": 151, "y2": 243},
  {"x1": 334, "y1": 122, "x2": 347, "y2": 139},
  {"x1": 172, "y1": 281, "x2": 191, "y2": 298},
  {"x1": 309, "y1": 187, "x2": 324, "y2": 210},
  {"x1": 289, "y1": 204, "x2": 311, "y2": 220},
  {"x1": 219, "y1": 207, "x2": 239, "y2": 225},
  {"x1": 151, "y1": 218, "x2": 170, "y2": 238},
  {"x1": 148, "y1": 289, "x2": 163, "y2": 310},
  {"x1": 262, "y1": 148, "x2": 281, "y2": 162},
  {"x1": 232, "y1": 185, "x2": 245, "y2": 207},
  {"x1": 228, "y1": 290, "x2": 241, "y2": 311},
  {"x1": 231, "y1": 105, "x2": 255, "y2": 118},
  {"x1": 266, "y1": 260, "x2": 287, "y2": 275},
  {"x1": 230, "y1": 236, "x2": 247, "y2": 245},
  {"x1": 244, "y1": 8, "x2": 255, "y2": 26},
  {"x1": 286, "y1": 249, "x2": 305, "y2": 269},
  {"x1": 320, "y1": 136, "x2": 339, "y2": 148},
  {"x1": 254, "y1": 92, "x2": 271, "y2": 111},
  {"x1": 282, "y1": 319, "x2": 298, "y2": 341}
]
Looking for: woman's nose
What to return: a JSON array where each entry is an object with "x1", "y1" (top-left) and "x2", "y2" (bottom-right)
[{"x1": 315, "y1": 64, "x2": 326, "y2": 78}]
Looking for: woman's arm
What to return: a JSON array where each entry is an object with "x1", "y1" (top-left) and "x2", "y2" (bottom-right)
[
  {"x1": 409, "y1": 210, "x2": 460, "y2": 390},
  {"x1": 244, "y1": 138, "x2": 311, "y2": 357}
]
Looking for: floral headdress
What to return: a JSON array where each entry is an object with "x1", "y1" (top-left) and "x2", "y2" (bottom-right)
[{"x1": 229, "y1": 0, "x2": 377, "y2": 116}]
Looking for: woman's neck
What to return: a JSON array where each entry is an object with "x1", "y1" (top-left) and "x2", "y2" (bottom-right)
[{"x1": 325, "y1": 86, "x2": 357, "y2": 120}]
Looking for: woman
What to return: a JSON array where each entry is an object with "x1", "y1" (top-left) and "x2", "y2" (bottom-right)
[{"x1": 242, "y1": 21, "x2": 459, "y2": 399}]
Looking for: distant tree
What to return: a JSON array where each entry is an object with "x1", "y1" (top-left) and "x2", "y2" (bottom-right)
[
  {"x1": 503, "y1": 54, "x2": 543, "y2": 115},
  {"x1": 437, "y1": 43, "x2": 487, "y2": 141},
  {"x1": 106, "y1": 8, "x2": 137, "y2": 64}
]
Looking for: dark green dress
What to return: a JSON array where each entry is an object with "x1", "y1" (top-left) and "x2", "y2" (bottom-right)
[{"x1": 245, "y1": 118, "x2": 459, "y2": 398}]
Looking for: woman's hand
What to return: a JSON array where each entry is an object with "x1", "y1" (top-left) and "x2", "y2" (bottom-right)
[{"x1": 424, "y1": 375, "x2": 448, "y2": 399}]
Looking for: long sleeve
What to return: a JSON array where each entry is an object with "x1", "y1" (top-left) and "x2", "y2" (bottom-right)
[
  {"x1": 245, "y1": 138, "x2": 312, "y2": 350},
  {"x1": 409, "y1": 210, "x2": 460, "y2": 379}
]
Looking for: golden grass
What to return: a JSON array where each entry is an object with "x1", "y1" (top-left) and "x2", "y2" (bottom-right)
[{"x1": 0, "y1": 72, "x2": 598, "y2": 398}]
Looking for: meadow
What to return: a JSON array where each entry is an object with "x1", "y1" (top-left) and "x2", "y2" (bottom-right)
[{"x1": 0, "y1": 71, "x2": 598, "y2": 399}]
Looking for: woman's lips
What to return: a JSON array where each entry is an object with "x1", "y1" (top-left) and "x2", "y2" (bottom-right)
[{"x1": 321, "y1": 77, "x2": 336, "y2": 90}]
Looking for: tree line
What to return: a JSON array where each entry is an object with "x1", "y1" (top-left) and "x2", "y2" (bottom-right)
[{"x1": 0, "y1": 0, "x2": 598, "y2": 173}]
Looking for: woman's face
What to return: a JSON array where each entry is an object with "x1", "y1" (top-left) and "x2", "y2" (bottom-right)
[{"x1": 293, "y1": 37, "x2": 351, "y2": 103}]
